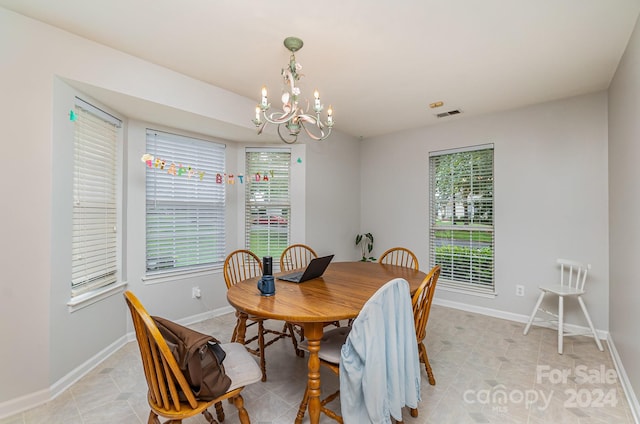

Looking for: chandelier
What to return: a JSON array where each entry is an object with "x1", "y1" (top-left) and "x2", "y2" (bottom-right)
[{"x1": 252, "y1": 37, "x2": 334, "y2": 144}]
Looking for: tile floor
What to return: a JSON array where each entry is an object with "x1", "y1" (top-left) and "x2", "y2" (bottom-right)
[{"x1": 1, "y1": 305, "x2": 636, "y2": 424}]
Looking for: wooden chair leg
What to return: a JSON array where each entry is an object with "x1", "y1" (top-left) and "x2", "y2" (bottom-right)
[
  {"x1": 287, "y1": 322, "x2": 304, "y2": 357},
  {"x1": 258, "y1": 320, "x2": 267, "y2": 381},
  {"x1": 202, "y1": 408, "x2": 216, "y2": 423},
  {"x1": 214, "y1": 401, "x2": 225, "y2": 422},
  {"x1": 295, "y1": 386, "x2": 310, "y2": 424},
  {"x1": 419, "y1": 342, "x2": 436, "y2": 385},
  {"x1": 231, "y1": 320, "x2": 238, "y2": 343},
  {"x1": 234, "y1": 394, "x2": 251, "y2": 424},
  {"x1": 147, "y1": 411, "x2": 161, "y2": 424}
]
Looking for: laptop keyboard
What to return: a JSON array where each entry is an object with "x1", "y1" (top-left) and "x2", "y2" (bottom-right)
[{"x1": 280, "y1": 271, "x2": 303, "y2": 281}]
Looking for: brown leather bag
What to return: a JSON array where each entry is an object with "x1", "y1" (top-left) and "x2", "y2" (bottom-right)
[{"x1": 152, "y1": 316, "x2": 231, "y2": 400}]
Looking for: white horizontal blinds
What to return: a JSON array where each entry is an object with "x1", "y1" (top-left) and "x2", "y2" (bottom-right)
[
  {"x1": 145, "y1": 130, "x2": 226, "y2": 274},
  {"x1": 245, "y1": 149, "x2": 291, "y2": 259},
  {"x1": 71, "y1": 99, "x2": 121, "y2": 296},
  {"x1": 429, "y1": 145, "x2": 494, "y2": 292}
]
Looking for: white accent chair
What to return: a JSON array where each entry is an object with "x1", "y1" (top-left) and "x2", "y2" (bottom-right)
[{"x1": 523, "y1": 258, "x2": 604, "y2": 354}]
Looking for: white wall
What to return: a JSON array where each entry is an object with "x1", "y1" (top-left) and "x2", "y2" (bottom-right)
[
  {"x1": 608, "y1": 12, "x2": 640, "y2": 414},
  {"x1": 360, "y1": 92, "x2": 610, "y2": 330},
  {"x1": 0, "y1": 7, "x2": 360, "y2": 413}
]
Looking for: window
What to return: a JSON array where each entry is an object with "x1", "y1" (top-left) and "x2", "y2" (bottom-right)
[
  {"x1": 429, "y1": 144, "x2": 494, "y2": 293},
  {"x1": 145, "y1": 129, "x2": 226, "y2": 274},
  {"x1": 71, "y1": 98, "x2": 122, "y2": 296},
  {"x1": 245, "y1": 148, "x2": 291, "y2": 260}
]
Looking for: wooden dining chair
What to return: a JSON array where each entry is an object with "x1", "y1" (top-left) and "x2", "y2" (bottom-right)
[
  {"x1": 223, "y1": 249, "x2": 301, "y2": 381},
  {"x1": 123, "y1": 290, "x2": 261, "y2": 424},
  {"x1": 412, "y1": 265, "x2": 440, "y2": 385},
  {"x1": 279, "y1": 244, "x2": 340, "y2": 343},
  {"x1": 280, "y1": 243, "x2": 318, "y2": 271},
  {"x1": 295, "y1": 278, "x2": 420, "y2": 424},
  {"x1": 378, "y1": 247, "x2": 420, "y2": 270}
]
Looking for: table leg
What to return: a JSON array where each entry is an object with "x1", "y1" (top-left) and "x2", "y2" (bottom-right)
[{"x1": 304, "y1": 322, "x2": 324, "y2": 424}]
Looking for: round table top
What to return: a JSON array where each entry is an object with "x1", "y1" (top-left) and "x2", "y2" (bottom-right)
[{"x1": 226, "y1": 261, "x2": 427, "y2": 322}]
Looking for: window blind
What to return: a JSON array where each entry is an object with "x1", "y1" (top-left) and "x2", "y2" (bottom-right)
[
  {"x1": 429, "y1": 145, "x2": 494, "y2": 292},
  {"x1": 71, "y1": 99, "x2": 121, "y2": 296},
  {"x1": 244, "y1": 149, "x2": 291, "y2": 260},
  {"x1": 145, "y1": 129, "x2": 226, "y2": 274}
]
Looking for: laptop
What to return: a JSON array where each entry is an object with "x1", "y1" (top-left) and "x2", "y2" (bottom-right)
[{"x1": 277, "y1": 254, "x2": 334, "y2": 283}]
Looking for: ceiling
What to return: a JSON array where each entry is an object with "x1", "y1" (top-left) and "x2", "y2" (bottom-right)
[{"x1": 2, "y1": 0, "x2": 640, "y2": 140}]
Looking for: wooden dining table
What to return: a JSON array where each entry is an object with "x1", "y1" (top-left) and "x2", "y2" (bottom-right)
[{"x1": 226, "y1": 260, "x2": 427, "y2": 424}]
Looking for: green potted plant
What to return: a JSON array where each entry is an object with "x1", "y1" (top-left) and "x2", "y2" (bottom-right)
[{"x1": 355, "y1": 232, "x2": 376, "y2": 262}]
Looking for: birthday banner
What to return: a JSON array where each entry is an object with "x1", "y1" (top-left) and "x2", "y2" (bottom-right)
[{"x1": 141, "y1": 153, "x2": 275, "y2": 184}]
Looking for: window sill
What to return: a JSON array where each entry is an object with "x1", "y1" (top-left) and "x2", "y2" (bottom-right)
[
  {"x1": 142, "y1": 266, "x2": 222, "y2": 285},
  {"x1": 67, "y1": 281, "x2": 128, "y2": 313}
]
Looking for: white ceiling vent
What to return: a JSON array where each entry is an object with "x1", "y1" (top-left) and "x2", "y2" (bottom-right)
[{"x1": 436, "y1": 109, "x2": 462, "y2": 118}]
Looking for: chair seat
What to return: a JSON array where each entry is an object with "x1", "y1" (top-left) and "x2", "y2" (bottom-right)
[
  {"x1": 539, "y1": 284, "x2": 584, "y2": 296},
  {"x1": 299, "y1": 327, "x2": 350, "y2": 364},
  {"x1": 221, "y1": 342, "x2": 263, "y2": 391}
]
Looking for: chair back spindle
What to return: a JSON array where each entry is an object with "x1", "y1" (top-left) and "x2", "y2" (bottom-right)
[
  {"x1": 558, "y1": 258, "x2": 590, "y2": 292},
  {"x1": 224, "y1": 249, "x2": 263, "y2": 288},
  {"x1": 378, "y1": 247, "x2": 419, "y2": 270},
  {"x1": 280, "y1": 244, "x2": 318, "y2": 271}
]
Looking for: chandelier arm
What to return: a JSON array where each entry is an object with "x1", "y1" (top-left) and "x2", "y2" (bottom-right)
[
  {"x1": 262, "y1": 108, "x2": 298, "y2": 125},
  {"x1": 276, "y1": 124, "x2": 298, "y2": 144},
  {"x1": 299, "y1": 118, "x2": 331, "y2": 141},
  {"x1": 299, "y1": 112, "x2": 333, "y2": 132}
]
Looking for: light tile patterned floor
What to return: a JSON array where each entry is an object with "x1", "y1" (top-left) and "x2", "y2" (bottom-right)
[{"x1": 1, "y1": 305, "x2": 635, "y2": 423}]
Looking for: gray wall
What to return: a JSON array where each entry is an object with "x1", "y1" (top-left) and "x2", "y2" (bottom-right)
[
  {"x1": 360, "y1": 92, "x2": 610, "y2": 330},
  {"x1": 609, "y1": 12, "x2": 640, "y2": 413}
]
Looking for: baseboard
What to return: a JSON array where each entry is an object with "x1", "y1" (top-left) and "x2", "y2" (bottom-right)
[
  {"x1": 0, "y1": 304, "x2": 234, "y2": 420},
  {"x1": 607, "y1": 335, "x2": 640, "y2": 423},
  {"x1": 177, "y1": 305, "x2": 235, "y2": 327},
  {"x1": 52, "y1": 334, "x2": 128, "y2": 398},
  {"x1": 0, "y1": 388, "x2": 50, "y2": 421},
  {"x1": 0, "y1": 334, "x2": 127, "y2": 420}
]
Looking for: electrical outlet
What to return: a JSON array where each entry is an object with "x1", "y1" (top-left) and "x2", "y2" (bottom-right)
[
  {"x1": 516, "y1": 285, "x2": 525, "y2": 297},
  {"x1": 192, "y1": 286, "x2": 201, "y2": 299}
]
